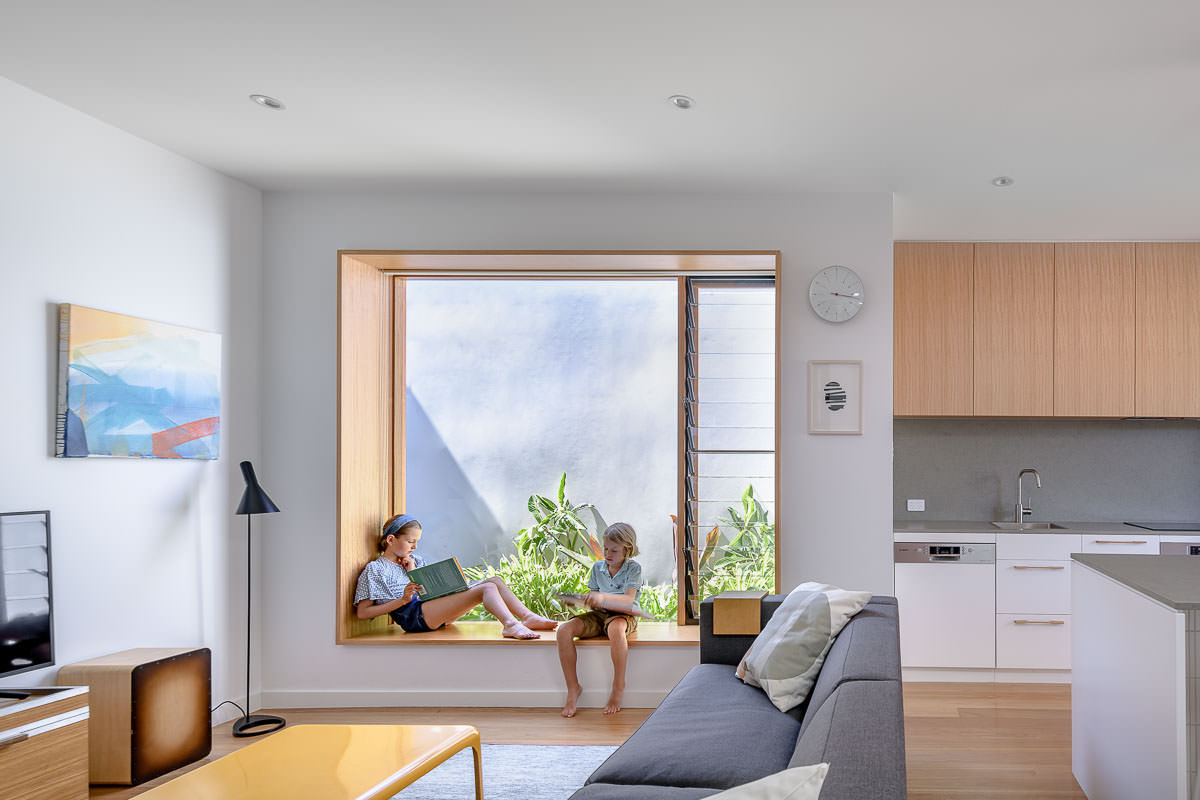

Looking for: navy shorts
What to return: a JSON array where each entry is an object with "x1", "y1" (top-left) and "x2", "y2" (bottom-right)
[{"x1": 389, "y1": 597, "x2": 435, "y2": 633}]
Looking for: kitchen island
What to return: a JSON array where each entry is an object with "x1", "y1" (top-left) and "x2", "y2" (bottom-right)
[{"x1": 1071, "y1": 554, "x2": 1200, "y2": 800}]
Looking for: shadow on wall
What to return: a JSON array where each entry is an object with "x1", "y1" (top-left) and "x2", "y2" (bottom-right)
[{"x1": 404, "y1": 388, "x2": 503, "y2": 565}]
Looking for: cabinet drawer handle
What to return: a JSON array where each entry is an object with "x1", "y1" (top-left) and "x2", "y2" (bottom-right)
[
  {"x1": 1092, "y1": 540, "x2": 1147, "y2": 545},
  {"x1": 0, "y1": 732, "x2": 29, "y2": 749},
  {"x1": 1013, "y1": 619, "x2": 1066, "y2": 625},
  {"x1": 1012, "y1": 565, "x2": 1065, "y2": 570}
]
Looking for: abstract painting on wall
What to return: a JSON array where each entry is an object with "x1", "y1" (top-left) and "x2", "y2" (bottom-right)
[{"x1": 55, "y1": 304, "x2": 221, "y2": 459}]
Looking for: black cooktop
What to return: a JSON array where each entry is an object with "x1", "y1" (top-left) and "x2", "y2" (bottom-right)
[{"x1": 1125, "y1": 522, "x2": 1200, "y2": 531}]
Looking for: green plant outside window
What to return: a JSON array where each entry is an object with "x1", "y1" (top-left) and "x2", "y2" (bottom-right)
[{"x1": 462, "y1": 474, "x2": 774, "y2": 622}]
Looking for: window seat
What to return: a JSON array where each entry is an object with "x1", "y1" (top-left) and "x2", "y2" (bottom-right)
[{"x1": 344, "y1": 620, "x2": 699, "y2": 646}]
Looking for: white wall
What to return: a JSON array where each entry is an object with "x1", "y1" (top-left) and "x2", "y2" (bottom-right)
[
  {"x1": 0, "y1": 77, "x2": 264, "y2": 723},
  {"x1": 260, "y1": 190, "x2": 893, "y2": 707}
]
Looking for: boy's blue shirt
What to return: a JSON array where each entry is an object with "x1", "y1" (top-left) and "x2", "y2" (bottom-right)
[{"x1": 587, "y1": 558, "x2": 643, "y2": 604}]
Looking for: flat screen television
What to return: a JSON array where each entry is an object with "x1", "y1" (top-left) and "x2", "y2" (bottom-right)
[{"x1": 0, "y1": 511, "x2": 54, "y2": 679}]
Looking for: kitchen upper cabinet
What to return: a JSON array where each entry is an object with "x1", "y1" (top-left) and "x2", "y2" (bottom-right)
[
  {"x1": 894, "y1": 242, "x2": 974, "y2": 416},
  {"x1": 1054, "y1": 243, "x2": 1135, "y2": 416},
  {"x1": 1135, "y1": 243, "x2": 1200, "y2": 417},
  {"x1": 973, "y1": 243, "x2": 1055, "y2": 416}
]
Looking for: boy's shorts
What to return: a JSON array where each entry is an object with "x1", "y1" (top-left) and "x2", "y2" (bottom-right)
[
  {"x1": 389, "y1": 596, "x2": 436, "y2": 633},
  {"x1": 574, "y1": 609, "x2": 639, "y2": 639}
]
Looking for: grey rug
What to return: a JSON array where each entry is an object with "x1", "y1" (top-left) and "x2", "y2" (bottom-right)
[{"x1": 392, "y1": 744, "x2": 618, "y2": 800}]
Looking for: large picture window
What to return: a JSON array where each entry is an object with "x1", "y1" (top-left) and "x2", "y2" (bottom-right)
[{"x1": 336, "y1": 252, "x2": 778, "y2": 640}]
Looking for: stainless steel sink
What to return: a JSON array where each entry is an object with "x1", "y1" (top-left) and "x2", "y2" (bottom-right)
[{"x1": 990, "y1": 521, "x2": 1068, "y2": 530}]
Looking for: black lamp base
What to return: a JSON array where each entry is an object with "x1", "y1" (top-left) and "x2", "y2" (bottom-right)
[{"x1": 232, "y1": 713, "x2": 286, "y2": 738}]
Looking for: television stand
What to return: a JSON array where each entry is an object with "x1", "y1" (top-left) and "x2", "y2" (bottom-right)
[{"x1": 0, "y1": 685, "x2": 89, "y2": 799}]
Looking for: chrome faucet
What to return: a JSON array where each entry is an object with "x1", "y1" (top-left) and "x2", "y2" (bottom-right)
[{"x1": 1015, "y1": 468, "x2": 1042, "y2": 523}]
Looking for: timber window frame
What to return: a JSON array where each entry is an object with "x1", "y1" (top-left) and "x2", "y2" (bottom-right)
[{"x1": 336, "y1": 250, "x2": 780, "y2": 642}]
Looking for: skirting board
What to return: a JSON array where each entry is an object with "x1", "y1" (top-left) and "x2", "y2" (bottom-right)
[
  {"x1": 260, "y1": 688, "x2": 671, "y2": 709},
  {"x1": 903, "y1": 667, "x2": 1072, "y2": 684}
]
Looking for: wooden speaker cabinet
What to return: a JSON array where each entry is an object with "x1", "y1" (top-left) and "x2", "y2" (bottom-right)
[
  {"x1": 0, "y1": 685, "x2": 89, "y2": 800},
  {"x1": 57, "y1": 647, "x2": 211, "y2": 785}
]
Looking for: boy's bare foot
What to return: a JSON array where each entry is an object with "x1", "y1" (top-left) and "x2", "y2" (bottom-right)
[
  {"x1": 521, "y1": 614, "x2": 558, "y2": 631},
  {"x1": 604, "y1": 686, "x2": 624, "y2": 715},
  {"x1": 501, "y1": 621, "x2": 539, "y2": 639},
  {"x1": 562, "y1": 684, "x2": 582, "y2": 718}
]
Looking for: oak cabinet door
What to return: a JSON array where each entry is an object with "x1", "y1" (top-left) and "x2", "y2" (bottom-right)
[
  {"x1": 1135, "y1": 242, "x2": 1200, "y2": 417},
  {"x1": 1054, "y1": 243, "x2": 1135, "y2": 416},
  {"x1": 894, "y1": 242, "x2": 974, "y2": 416},
  {"x1": 973, "y1": 243, "x2": 1055, "y2": 416}
]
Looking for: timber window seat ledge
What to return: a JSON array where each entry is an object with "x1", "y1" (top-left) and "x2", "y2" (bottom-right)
[{"x1": 340, "y1": 620, "x2": 699, "y2": 646}]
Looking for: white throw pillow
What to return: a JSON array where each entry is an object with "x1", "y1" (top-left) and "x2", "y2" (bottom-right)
[
  {"x1": 705, "y1": 763, "x2": 829, "y2": 800},
  {"x1": 737, "y1": 581, "x2": 872, "y2": 712}
]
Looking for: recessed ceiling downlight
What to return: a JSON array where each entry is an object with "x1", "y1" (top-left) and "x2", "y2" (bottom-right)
[
  {"x1": 249, "y1": 94, "x2": 285, "y2": 110},
  {"x1": 668, "y1": 94, "x2": 695, "y2": 110},
  {"x1": 991, "y1": 176, "x2": 1015, "y2": 187}
]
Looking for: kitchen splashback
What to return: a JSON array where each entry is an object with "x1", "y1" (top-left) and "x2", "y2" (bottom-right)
[{"x1": 894, "y1": 418, "x2": 1200, "y2": 522}]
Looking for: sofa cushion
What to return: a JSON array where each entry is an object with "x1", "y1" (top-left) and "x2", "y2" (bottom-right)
[
  {"x1": 737, "y1": 582, "x2": 872, "y2": 712},
  {"x1": 789, "y1": 680, "x2": 907, "y2": 800},
  {"x1": 799, "y1": 599, "x2": 901, "y2": 736},
  {"x1": 570, "y1": 784, "x2": 721, "y2": 799},
  {"x1": 585, "y1": 664, "x2": 801, "y2": 790}
]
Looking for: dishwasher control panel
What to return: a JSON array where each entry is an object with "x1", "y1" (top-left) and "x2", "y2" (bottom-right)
[{"x1": 894, "y1": 542, "x2": 996, "y2": 564}]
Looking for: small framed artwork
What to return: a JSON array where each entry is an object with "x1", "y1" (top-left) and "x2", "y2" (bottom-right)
[{"x1": 808, "y1": 360, "x2": 862, "y2": 435}]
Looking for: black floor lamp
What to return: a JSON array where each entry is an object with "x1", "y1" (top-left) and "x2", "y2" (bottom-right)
[{"x1": 232, "y1": 460, "x2": 285, "y2": 737}]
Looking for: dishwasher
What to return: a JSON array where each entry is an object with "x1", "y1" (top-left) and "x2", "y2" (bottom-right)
[{"x1": 894, "y1": 542, "x2": 996, "y2": 668}]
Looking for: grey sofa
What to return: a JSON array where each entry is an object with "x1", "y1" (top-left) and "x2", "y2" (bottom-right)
[{"x1": 569, "y1": 595, "x2": 906, "y2": 800}]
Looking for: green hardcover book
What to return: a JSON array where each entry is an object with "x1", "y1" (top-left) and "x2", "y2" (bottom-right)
[{"x1": 406, "y1": 557, "x2": 469, "y2": 601}]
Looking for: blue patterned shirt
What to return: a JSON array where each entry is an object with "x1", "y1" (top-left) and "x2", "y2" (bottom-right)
[{"x1": 353, "y1": 555, "x2": 427, "y2": 606}]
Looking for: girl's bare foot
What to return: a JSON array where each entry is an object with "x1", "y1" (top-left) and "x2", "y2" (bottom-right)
[
  {"x1": 562, "y1": 684, "x2": 583, "y2": 717},
  {"x1": 521, "y1": 614, "x2": 558, "y2": 631},
  {"x1": 604, "y1": 686, "x2": 624, "y2": 714},
  {"x1": 501, "y1": 621, "x2": 539, "y2": 639}
]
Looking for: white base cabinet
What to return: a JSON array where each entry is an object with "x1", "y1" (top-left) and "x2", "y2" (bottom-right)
[
  {"x1": 996, "y1": 614, "x2": 1071, "y2": 669},
  {"x1": 896, "y1": 530, "x2": 1161, "y2": 677},
  {"x1": 995, "y1": 534, "x2": 1078, "y2": 671},
  {"x1": 895, "y1": 561, "x2": 996, "y2": 668}
]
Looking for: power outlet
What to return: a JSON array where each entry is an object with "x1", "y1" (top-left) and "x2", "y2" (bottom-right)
[{"x1": 906, "y1": 499, "x2": 926, "y2": 512}]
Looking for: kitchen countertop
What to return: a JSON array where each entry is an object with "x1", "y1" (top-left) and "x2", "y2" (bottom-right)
[
  {"x1": 1072, "y1": 554, "x2": 1200, "y2": 610},
  {"x1": 893, "y1": 520, "x2": 1185, "y2": 534}
]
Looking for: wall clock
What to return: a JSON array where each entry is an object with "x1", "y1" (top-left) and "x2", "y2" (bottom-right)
[{"x1": 808, "y1": 265, "x2": 865, "y2": 323}]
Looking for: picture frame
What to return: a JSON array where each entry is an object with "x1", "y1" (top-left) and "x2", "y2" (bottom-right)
[{"x1": 808, "y1": 360, "x2": 862, "y2": 435}]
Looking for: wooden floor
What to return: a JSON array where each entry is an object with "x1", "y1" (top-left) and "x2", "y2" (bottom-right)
[{"x1": 92, "y1": 683, "x2": 1084, "y2": 799}]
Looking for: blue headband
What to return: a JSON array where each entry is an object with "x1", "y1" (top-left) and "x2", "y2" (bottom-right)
[{"x1": 382, "y1": 514, "x2": 419, "y2": 539}]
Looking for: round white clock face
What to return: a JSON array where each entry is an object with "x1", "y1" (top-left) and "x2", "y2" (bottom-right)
[{"x1": 808, "y1": 265, "x2": 865, "y2": 322}]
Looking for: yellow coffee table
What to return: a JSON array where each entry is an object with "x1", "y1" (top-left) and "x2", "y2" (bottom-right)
[{"x1": 136, "y1": 724, "x2": 482, "y2": 799}]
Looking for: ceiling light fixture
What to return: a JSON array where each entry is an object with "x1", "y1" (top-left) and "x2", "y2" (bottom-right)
[
  {"x1": 249, "y1": 94, "x2": 285, "y2": 111},
  {"x1": 668, "y1": 94, "x2": 695, "y2": 110},
  {"x1": 991, "y1": 176, "x2": 1014, "y2": 187}
]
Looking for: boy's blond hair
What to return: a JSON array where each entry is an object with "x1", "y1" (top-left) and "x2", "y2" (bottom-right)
[{"x1": 603, "y1": 522, "x2": 639, "y2": 558}]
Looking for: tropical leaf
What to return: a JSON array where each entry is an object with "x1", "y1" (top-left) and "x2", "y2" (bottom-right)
[
  {"x1": 698, "y1": 524, "x2": 720, "y2": 569},
  {"x1": 558, "y1": 546, "x2": 595, "y2": 568}
]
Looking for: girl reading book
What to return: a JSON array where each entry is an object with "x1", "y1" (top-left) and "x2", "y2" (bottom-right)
[{"x1": 353, "y1": 514, "x2": 557, "y2": 639}]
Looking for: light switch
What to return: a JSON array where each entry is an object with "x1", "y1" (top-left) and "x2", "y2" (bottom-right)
[{"x1": 907, "y1": 499, "x2": 926, "y2": 512}]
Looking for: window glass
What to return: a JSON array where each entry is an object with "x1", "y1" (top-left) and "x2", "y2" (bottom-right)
[{"x1": 403, "y1": 279, "x2": 678, "y2": 608}]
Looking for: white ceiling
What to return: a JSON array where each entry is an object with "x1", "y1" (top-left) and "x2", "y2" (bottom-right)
[{"x1": 2, "y1": 1, "x2": 1199, "y2": 238}]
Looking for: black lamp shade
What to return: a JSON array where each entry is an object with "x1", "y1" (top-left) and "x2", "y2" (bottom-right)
[{"x1": 235, "y1": 461, "x2": 280, "y2": 516}]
